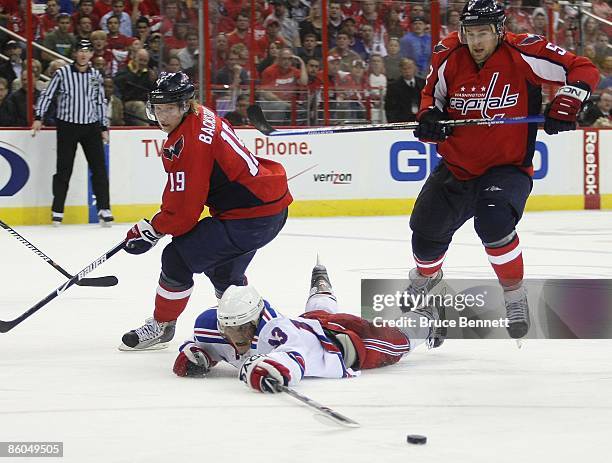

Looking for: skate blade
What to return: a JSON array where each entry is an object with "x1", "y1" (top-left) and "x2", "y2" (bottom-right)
[
  {"x1": 99, "y1": 220, "x2": 112, "y2": 228},
  {"x1": 117, "y1": 342, "x2": 170, "y2": 352}
]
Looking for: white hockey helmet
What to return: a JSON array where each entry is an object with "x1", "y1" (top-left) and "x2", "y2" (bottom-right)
[{"x1": 217, "y1": 285, "x2": 265, "y2": 330}]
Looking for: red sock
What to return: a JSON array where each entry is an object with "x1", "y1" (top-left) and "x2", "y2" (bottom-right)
[
  {"x1": 485, "y1": 236, "x2": 523, "y2": 289},
  {"x1": 153, "y1": 282, "x2": 193, "y2": 322},
  {"x1": 414, "y1": 253, "x2": 445, "y2": 277}
]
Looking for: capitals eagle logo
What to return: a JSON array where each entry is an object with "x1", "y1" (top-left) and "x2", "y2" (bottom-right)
[{"x1": 163, "y1": 135, "x2": 185, "y2": 161}]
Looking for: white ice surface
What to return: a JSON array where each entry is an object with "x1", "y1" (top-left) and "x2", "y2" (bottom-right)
[{"x1": 1, "y1": 212, "x2": 611, "y2": 463}]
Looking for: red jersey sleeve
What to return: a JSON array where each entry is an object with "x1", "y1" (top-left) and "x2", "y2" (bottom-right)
[{"x1": 507, "y1": 33, "x2": 600, "y2": 91}]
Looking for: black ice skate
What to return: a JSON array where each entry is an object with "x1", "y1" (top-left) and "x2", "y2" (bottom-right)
[
  {"x1": 118, "y1": 317, "x2": 176, "y2": 351},
  {"x1": 98, "y1": 209, "x2": 114, "y2": 228},
  {"x1": 504, "y1": 286, "x2": 530, "y2": 339}
]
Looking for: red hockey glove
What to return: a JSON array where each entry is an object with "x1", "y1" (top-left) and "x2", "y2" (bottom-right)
[
  {"x1": 544, "y1": 84, "x2": 590, "y2": 135},
  {"x1": 173, "y1": 342, "x2": 214, "y2": 377},
  {"x1": 125, "y1": 219, "x2": 164, "y2": 255},
  {"x1": 414, "y1": 107, "x2": 453, "y2": 143},
  {"x1": 239, "y1": 354, "x2": 291, "y2": 393}
]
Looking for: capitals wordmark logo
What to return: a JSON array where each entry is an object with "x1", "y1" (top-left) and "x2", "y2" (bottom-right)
[{"x1": 448, "y1": 72, "x2": 519, "y2": 118}]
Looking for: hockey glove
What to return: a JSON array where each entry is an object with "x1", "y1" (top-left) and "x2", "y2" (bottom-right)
[
  {"x1": 239, "y1": 354, "x2": 291, "y2": 393},
  {"x1": 173, "y1": 342, "x2": 214, "y2": 377},
  {"x1": 125, "y1": 219, "x2": 164, "y2": 255},
  {"x1": 544, "y1": 83, "x2": 590, "y2": 135},
  {"x1": 414, "y1": 107, "x2": 453, "y2": 143}
]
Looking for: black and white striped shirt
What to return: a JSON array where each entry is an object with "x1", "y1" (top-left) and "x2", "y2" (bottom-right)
[{"x1": 36, "y1": 64, "x2": 108, "y2": 128}]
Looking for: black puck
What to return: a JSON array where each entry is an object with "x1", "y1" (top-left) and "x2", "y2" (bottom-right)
[{"x1": 407, "y1": 434, "x2": 427, "y2": 445}]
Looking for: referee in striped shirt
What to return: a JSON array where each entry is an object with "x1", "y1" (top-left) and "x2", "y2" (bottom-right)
[{"x1": 31, "y1": 39, "x2": 113, "y2": 227}]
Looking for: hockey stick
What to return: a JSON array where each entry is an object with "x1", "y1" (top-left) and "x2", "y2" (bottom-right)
[
  {"x1": 247, "y1": 104, "x2": 545, "y2": 137},
  {"x1": 287, "y1": 163, "x2": 319, "y2": 181},
  {"x1": 0, "y1": 219, "x2": 119, "y2": 287},
  {"x1": 0, "y1": 240, "x2": 125, "y2": 333},
  {"x1": 272, "y1": 381, "x2": 360, "y2": 428}
]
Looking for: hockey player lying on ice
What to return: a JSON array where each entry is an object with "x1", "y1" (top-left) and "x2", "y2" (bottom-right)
[{"x1": 173, "y1": 260, "x2": 445, "y2": 393}]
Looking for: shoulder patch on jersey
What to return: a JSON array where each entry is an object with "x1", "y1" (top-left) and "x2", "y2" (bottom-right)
[
  {"x1": 517, "y1": 34, "x2": 544, "y2": 46},
  {"x1": 163, "y1": 135, "x2": 184, "y2": 161},
  {"x1": 434, "y1": 42, "x2": 449, "y2": 53}
]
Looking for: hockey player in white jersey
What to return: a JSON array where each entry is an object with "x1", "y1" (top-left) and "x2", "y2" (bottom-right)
[{"x1": 173, "y1": 261, "x2": 445, "y2": 392}]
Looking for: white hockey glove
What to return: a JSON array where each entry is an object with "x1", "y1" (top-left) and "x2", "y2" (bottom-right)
[
  {"x1": 173, "y1": 342, "x2": 213, "y2": 377},
  {"x1": 239, "y1": 354, "x2": 291, "y2": 393},
  {"x1": 125, "y1": 219, "x2": 164, "y2": 255}
]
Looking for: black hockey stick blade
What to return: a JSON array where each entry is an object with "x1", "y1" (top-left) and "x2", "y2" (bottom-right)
[
  {"x1": 76, "y1": 275, "x2": 119, "y2": 287},
  {"x1": 0, "y1": 219, "x2": 119, "y2": 288},
  {"x1": 247, "y1": 105, "x2": 276, "y2": 135},
  {"x1": 0, "y1": 240, "x2": 125, "y2": 333}
]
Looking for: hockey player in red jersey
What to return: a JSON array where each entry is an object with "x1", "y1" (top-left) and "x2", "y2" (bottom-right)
[
  {"x1": 119, "y1": 72, "x2": 292, "y2": 350},
  {"x1": 172, "y1": 260, "x2": 445, "y2": 392},
  {"x1": 408, "y1": 0, "x2": 599, "y2": 339}
]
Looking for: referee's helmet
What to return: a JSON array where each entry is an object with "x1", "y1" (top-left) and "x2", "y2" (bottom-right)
[{"x1": 146, "y1": 71, "x2": 195, "y2": 120}]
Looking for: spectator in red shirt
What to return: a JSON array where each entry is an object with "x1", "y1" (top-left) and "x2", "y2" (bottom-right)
[
  {"x1": 106, "y1": 14, "x2": 134, "y2": 50},
  {"x1": 164, "y1": 21, "x2": 189, "y2": 52},
  {"x1": 73, "y1": 0, "x2": 100, "y2": 31},
  {"x1": 227, "y1": 10, "x2": 250, "y2": 49},
  {"x1": 259, "y1": 47, "x2": 307, "y2": 123},
  {"x1": 506, "y1": 0, "x2": 533, "y2": 34},
  {"x1": 340, "y1": 0, "x2": 359, "y2": 18},
  {"x1": 160, "y1": 0, "x2": 181, "y2": 37},
  {"x1": 255, "y1": 17, "x2": 288, "y2": 60},
  {"x1": 256, "y1": 39, "x2": 282, "y2": 76},
  {"x1": 225, "y1": 0, "x2": 246, "y2": 21},
  {"x1": 93, "y1": 0, "x2": 112, "y2": 19},
  {"x1": 39, "y1": 0, "x2": 62, "y2": 38}
]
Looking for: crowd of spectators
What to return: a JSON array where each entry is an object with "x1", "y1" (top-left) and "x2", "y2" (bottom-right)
[{"x1": 0, "y1": 0, "x2": 610, "y2": 127}]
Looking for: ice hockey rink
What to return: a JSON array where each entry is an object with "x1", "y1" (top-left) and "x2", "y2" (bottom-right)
[{"x1": 1, "y1": 211, "x2": 611, "y2": 463}]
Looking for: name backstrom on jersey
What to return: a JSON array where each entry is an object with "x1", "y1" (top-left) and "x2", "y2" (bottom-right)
[{"x1": 449, "y1": 72, "x2": 519, "y2": 118}]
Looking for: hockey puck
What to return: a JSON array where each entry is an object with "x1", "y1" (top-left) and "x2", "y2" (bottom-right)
[{"x1": 407, "y1": 434, "x2": 427, "y2": 445}]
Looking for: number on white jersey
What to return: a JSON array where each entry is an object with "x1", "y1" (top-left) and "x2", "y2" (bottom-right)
[{"x1": 220, "y1": 121, "x2": 259, "y2": 176}]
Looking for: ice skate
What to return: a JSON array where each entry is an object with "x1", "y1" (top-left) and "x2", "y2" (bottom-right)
[
  {"x1": 400, "y1": 268, "x2": 445, "y2": 312},
  {"x1": 309, "y1": 255, "x2": 333, "y2": 298},
  {"x1": 118, "y1": 317, "x2": 176, "y2": 351},
  {"x1": 504, "y1": 286, "x2": 530, "y2": 339},
  {"x1": 413, "y1": 293, "x2": 447, "y2": 349},
  {"x1": 52, "y1": 212, "x2": 63, "y2": 227},
  {"x1": 98, "y1": 209, "x2": 114, "y2": 227}
]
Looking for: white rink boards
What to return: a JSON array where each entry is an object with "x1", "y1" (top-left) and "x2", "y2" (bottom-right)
[{"x1": 1, "y1": 212, "x2": 611, "y2": 463}]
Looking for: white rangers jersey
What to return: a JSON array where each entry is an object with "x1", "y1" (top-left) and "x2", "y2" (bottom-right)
[{"x1": 183, "y1": 301, "x2": 357, "y2": 386}]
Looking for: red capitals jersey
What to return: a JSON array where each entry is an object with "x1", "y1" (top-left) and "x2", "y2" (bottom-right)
[
  {"x1": 151, "y1": 106, "x2": 292, "y2": 237},
  {"x1": 420, "y1": 32, "x2": 600, "y2": 180}
]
